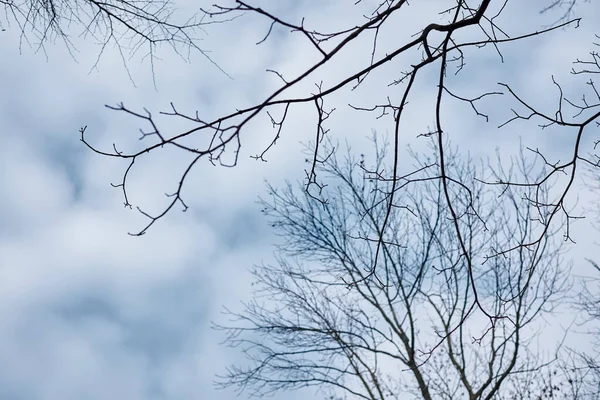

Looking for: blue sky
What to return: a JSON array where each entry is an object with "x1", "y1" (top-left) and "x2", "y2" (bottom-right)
[{"x1": 1, "y1": 0, "x2": 600, "y2": 399}]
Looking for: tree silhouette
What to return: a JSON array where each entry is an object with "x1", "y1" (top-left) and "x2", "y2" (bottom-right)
[
  {"x1": 216, "y1": 138, "x2": 577, "y2": 399},
  {"x1": 1, "y1": 0, "x2": 230, "y2": 72}
]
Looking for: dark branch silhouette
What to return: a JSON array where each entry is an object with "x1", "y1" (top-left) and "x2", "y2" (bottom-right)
[
  {"x1": 80, "y1": 0, "x2": 600, "y2": 320},
  {"x1": 1, "y1": 0, "x2": 233, "y2": 76}
]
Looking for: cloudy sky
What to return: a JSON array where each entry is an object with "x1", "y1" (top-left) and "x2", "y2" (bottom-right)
[{"x1": 1, "y1": 0, "x2": 599, "y2": 399}]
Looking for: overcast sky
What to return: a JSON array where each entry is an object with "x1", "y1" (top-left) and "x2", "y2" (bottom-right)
[{"x1": 1, "y1": 0, "x2": 600, "y2": 399}]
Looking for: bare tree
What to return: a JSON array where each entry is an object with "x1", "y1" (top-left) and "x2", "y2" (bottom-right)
[
  {"x1": 565, "y1": 170, "x2": 600, "y2": 399},
  {"x1": 0, "y1": 0, "x2": 229, "y2": 72},
  {"x1": 215, "y1": 138, "x2": 574, "y2": 399},
  {"x1": 569, "y1": 307, "x2": 600, "y2": 399}
]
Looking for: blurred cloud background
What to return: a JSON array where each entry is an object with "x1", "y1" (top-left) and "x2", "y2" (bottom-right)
[{"x1": 0, "y1": 0, "x2": 599, "y2": 399}]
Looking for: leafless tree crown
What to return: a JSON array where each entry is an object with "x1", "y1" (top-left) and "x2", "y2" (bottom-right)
[
  {"x1": 1, "y1": 0, "x2": 231, "y2": 74},
  {"x1": 216, "y1": 139, "x2": 574, "y2": 399}
]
